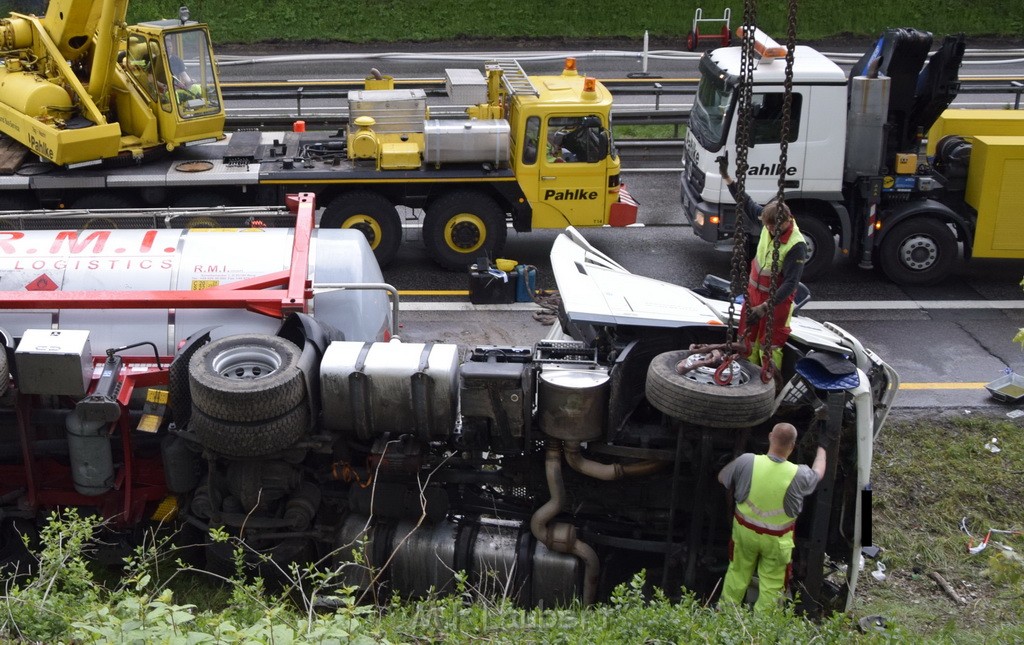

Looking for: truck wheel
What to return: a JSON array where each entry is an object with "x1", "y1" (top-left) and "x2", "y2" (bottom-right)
[
  {"x1": 879, "y1": 218, "x2": 957, "y2": 286},
  {"x1": 794, "y1": 216, "x2": 835, "y2": 283},
  {"x1": 190, "y1": 402, "x2": 309, "y2": 457},
  {"x1": 0, "y1": 348, "x2": 8, "y2": 396},
  {"x1": 423, "y1": 191, "x2": 507, "y2": 271},
  {"x1": 167, "y1": 335, "x2": 214, "y2": 430},
  {"x1": 321, "y1": 191, "x2": 402, "y2": 268},
  {"x1": 71, "y1": 193, "x2": 134, "y2": 209},
  {"x1": 645, "y1": 350, "x2": 775, "y2": 428},
  {"x1": 189, "y1": 334, "x2": 305, "y2": 423}
]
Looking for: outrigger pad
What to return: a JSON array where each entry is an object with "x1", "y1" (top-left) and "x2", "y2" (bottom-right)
[{"x1": 796, "y1": 350, "x2": 859, "y2": 391}]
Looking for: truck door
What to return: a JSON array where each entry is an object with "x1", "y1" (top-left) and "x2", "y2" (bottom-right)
[
  {"x1": 732, "y1": 91, "x2": 806, "y2": 204},
  {"x1": 524, "y1": 114, "x2": 612, "y2": 228}
]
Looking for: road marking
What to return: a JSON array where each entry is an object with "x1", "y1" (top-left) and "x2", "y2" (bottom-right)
[
  {"x1": 398, "y1": 297, "x2": 1024, "y2": 311},
  {"x1": 899, "y1": 382, "x2": 989, "y2": 390}
]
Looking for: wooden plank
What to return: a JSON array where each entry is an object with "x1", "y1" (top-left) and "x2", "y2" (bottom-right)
[{"x1": 0, "y1": 135, "x2": 29, "y2": 175}]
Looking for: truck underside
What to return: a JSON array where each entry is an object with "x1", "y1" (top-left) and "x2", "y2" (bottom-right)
[{"x1": 0, "y1": 210, "x2": 898, "y2": 612}]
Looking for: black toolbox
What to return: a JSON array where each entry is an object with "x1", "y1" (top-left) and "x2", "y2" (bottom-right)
[{"x1": 468, "y1": 262, "x2": 516, "y2": 304}]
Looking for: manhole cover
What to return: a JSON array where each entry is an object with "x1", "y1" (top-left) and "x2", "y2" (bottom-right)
[
  {"x1": 175, "y1": 161, "x2": 214, "y2": 173},
  {"x1": 16, "y1": 162, "x2": 56, "y2": 176}
]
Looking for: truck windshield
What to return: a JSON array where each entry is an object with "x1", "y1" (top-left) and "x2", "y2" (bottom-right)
[
  {"x1": 690, "y1": 62, "x2": 736, "y2": 152},
  {"x1": 164, "y1": 29, "x2": 220, "y2": 119}
]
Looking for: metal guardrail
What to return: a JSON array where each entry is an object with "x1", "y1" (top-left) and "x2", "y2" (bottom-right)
[{"x1": 220, "y1": 78, "x2": 1024, "y2": 131}]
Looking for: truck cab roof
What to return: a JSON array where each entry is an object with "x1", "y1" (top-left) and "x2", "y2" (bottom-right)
[{"x1": 708, "y1": 44, "x2": 847, "y2": 85}]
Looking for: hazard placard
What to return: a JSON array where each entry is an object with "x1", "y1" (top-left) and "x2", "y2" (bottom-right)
[{"x1": 26, "y1": 274, "x2": 58, "y2": 291}]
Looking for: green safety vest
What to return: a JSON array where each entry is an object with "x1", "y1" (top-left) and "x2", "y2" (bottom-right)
[
  {"x1": 735, "y1": 454, "x2": 799, "y2": 535},
  {"x1": 749, "y1": 223, "x2": 805, "y2": 293}
]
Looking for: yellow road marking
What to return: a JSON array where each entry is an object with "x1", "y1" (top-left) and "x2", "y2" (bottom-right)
[{"x1": 893, "y1": 383, "x2": 988, "y2": 390}]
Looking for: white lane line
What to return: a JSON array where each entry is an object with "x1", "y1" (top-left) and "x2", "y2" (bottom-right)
[{"x1": 400, "y1": 300, "x2": 1024, "y2": 311}]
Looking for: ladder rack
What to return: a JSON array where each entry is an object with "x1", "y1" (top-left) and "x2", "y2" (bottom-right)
[{"x1": 487, "y1": 59, "x2": 539, "y2": 97}]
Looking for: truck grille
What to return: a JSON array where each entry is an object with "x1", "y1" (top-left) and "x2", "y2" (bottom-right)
[{"x1": 684, "y1": 150, "x2": 706, "y2": 196}]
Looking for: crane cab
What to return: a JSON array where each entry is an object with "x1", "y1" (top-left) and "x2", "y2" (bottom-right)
[{"x1": 121, "y1": 19, "x2": 225, "y2": 151}]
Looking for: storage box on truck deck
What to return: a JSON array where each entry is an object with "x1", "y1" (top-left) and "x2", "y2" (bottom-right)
[
  {"x1": 964, "y1": 136, "x2": 1024, "y2": 257},
  {"x1": 927, "y1": 110, "x2": 1024, "y2": 155}
]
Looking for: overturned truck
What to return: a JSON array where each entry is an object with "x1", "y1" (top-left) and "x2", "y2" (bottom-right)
[{"x1": 0, "y1": 195, "x2": 899, "y2": 612}]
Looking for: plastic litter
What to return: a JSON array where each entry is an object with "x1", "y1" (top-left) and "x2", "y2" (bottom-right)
[
  {"x1": 858, "y1": 615, "x2": 887, "y2": 634},
  {"x1": 1007, "y1": 409, "x2": 1024, "y2": 419},
  {"x1": 871, "y1": 561, "x2": 887, "y2": 581},
  {"x1": 960, "y1": 517, "x2": 1024, "y2": 555},
  {"x1": 983, "y1": 437, "x2": 1001, "y2": 453}
]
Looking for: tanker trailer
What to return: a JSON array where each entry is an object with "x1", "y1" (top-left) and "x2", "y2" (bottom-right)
[{"x1": 0, "y1": 194, "x2": 396, "y2": 557}]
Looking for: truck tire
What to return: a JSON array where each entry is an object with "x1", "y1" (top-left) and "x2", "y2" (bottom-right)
[
  {"x1": 190, "y1": 402, "x2": 309, "y2": 457},
  {"x1": 167, "y1": 334, "x2": 214, "y2": 429},
  {"x1": 794, "y1": 216, "x2": 835, "y2": 283},
  {"x1": 321, "y1": 191, "x2": 402, "y2": 268},
  {"x1": 71, "y1": 193, "x2": 134, "y2": 210},
  {"x1": 189, "y1": 334, "x2": 305, "y2": 423},
  {"x1": 879, "y1": 218, "x2": 957, "y2": 286},
  {"x1": 645, "y1": 350, "x2": 775, "y2": 428},
  {"x1": 423, "y1": 191, "x2": 507, "y2": 271},
  {"x1": 0, "y1": 348, "x2": 8, "y2": 396}
]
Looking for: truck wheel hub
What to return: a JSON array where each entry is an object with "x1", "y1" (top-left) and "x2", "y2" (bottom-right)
[
  {"x1": 341, "y1": 215, "x2": 381, "y2": 250},
  {"x1": 899, "y1": 235, "x2": 937, "y2": 270},
  {"x1": 445, "y1": 215, "x2": 485, "y2": 252},
  {"x1": 211, "y1": 346, "x2": 283, "y2": 380},
  {"x1": 680, "y1": 353, "x2": 748, "y2": 387}
]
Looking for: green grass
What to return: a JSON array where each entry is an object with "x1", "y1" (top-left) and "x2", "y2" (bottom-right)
[
  {"x1": 115, "y1": 1, "x2": 1024, "y2": 45},
  {"x1": 853, "y1": 415, "x2": 1024, "y2": 640},
  {"x1": 3, "y1": 415, "x2": 1023, "y2": 642}
]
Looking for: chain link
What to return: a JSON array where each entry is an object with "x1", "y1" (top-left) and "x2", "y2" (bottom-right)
[
  {"x1": 725, "y1": 0, "x2": 758, "y2": 344},
  {"x1": 759, "y1": 0, "x2": 799, "y2": 382}
]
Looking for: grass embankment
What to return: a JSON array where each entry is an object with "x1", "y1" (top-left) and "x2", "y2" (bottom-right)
[
  {"x1": 120, "y1": 1, "x2": 1023, "y2": 44},
  {"x1": 2, "y1": 415, "x2": 1022, "y2": 642}
]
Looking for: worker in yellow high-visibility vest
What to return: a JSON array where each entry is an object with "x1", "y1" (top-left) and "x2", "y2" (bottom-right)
[{"x1": 717, "y1": 422, "x2": 830, "y2": 611}]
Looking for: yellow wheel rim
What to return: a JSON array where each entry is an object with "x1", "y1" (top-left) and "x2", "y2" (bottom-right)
[
  {"x1": 83, "y1": 217, "x2": 119, "y2": 229},
  {"x1": 341, "y1": 214, "x2": 382, "y2": 250},
  {"x1": 186, "y1": 217, "x2": 220, "y2": 229},
  {"x1": 443, "y1": 214, "x2": 486, "y2": 254}
]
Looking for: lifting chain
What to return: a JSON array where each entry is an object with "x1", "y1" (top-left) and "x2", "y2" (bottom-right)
[
  {"x1": 724, "y1": 0, "x2": 759, "y2": 346},
  {"x1": 758, "y1": 0, "x2": 799, "y2": 383}
]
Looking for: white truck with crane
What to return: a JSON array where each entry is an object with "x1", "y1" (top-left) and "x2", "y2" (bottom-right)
[
  {"x1": 0, "y1": 192, "x2": 899, "y2": 612},
  {"x1": 680, "y1": 27, "x2": 1024, "y2": 285},
  {"x1": 0, "y1": 1, "x2": 637, "y2": 269}
]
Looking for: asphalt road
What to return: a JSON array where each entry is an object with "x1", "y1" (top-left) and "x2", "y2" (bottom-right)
[{"x1": 220, "y1": 42, "x2": 1024, "y2": 415}]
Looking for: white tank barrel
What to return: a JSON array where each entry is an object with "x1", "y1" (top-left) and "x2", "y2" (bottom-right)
[{"x1": 0, "y1": 227, "x2": 389, "y2": 354}]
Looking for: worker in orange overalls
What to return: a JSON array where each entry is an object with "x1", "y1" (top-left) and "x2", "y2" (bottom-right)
[
  {"x1": 721, "y1": 159, "x2": 807, "y2": 372},
  {"x1": 718, "y1": 422, "x2": 829, "y2": 611}
]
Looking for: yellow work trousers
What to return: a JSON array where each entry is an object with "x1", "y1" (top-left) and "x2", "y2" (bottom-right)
[{"x1": 720, "y1": 520, "x2": 794, "y2": 612}]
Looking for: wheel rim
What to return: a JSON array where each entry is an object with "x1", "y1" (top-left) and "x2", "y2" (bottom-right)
[
  {"x1": 210, "y1": 346, "x2": 283, "y2": 380},
  {"x1": 186, "y1": 217, "x2": 220, "y2": 229},
  {"x1": 679, "y1": 353, "x2": 750, "y2": 388},
  {"x1": 803, "y1": 233, "x2": 817, "y2": 260},
  {"x1": 83, "y1": 218, "x2": 119, "y2": 229},
  {"x1": 897, "y1": 234, "x2": 939, "y2": 271},
  {"x1": 341, "y1": 214, "x2": 382, "y2": 250},
  {"x1": 443, "y1": 214, "x2": 486, "y2": 253}
]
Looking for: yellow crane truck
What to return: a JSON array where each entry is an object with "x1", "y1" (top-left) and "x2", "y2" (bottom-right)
[{"x1": 0, "y1": 1, "x2": 637, "y2": 269}]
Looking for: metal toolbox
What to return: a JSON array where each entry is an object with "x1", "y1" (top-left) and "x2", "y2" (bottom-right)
[{"x1": 15, "y1": 329, "x2": 92, "y2": 397}]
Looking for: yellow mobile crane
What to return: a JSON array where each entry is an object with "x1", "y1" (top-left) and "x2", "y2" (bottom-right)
[{"x1": 0, "y1": 1, "x2": 224, "y2": 167}]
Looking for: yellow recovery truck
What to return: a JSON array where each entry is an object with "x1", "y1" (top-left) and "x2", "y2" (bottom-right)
[{"x1": 0, "y1": 1, "x2": 637, "y2": 268}]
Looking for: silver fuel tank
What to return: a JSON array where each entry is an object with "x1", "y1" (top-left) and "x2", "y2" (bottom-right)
[{"x1": 0, "y1": 227, "x2": 390, "y2": 355}]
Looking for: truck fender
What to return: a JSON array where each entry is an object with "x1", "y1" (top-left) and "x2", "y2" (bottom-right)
[
  {"x1": 875, "y1": 199, "x2": 973, "y2": 260},
  {"x1": 832, "y1": 202, "x2": 852, "y2": 257},
  {"x1": 277, "y1": 313, "x2": 346, "y2": 422}
]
